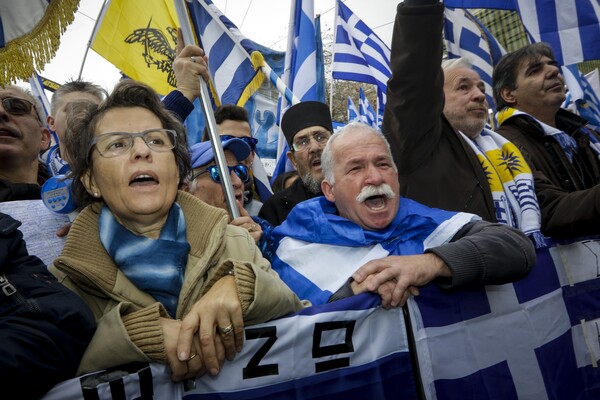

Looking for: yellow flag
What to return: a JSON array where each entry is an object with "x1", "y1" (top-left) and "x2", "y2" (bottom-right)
[{"x1": 91, "y1": 0, "x2": 179, "y2": 95}]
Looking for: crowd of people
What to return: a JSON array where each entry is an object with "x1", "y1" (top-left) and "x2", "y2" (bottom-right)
[{"x1": 1, "y1": 0, "x2": 599, "y2": 397}]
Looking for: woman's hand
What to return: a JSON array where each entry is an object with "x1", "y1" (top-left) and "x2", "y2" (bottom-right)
[
  {"x1": 176, "y1": 275, "x2": 244, "y2": 376},
  {"x1": 161, "y1": 317, "x2": 206, "y2": 382}
]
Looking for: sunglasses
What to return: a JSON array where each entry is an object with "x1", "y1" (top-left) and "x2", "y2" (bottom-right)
[
  {"x1": 1, "y1": 97, "x2": 37, "y2": 117},
  {"x1": 192, "y1": 164, "x2": 250, "y2": 184},
  {"x1": 220, "y1": 135, "x2": 258, "y2": 151}
]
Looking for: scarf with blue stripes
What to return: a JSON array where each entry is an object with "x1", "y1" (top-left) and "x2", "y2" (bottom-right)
[{"x1": 99, "y1": 203, "x2": 190, "y2": 317}]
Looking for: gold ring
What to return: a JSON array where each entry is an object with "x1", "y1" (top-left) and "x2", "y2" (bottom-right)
[
  {"x1": 191, "y1": 56, "x2": 196, "y2": 63},
  {"x1": 187, "y1": 353, "x2": 197, "y2": 361},
  {"x1": 219, "y1": 324, "x2": 234, "y2": 335}
]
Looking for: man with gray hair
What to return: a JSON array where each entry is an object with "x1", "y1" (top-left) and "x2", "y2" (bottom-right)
[
  {"x1": 0, "y1": 85, "x2": 51, "y2": 202},
  {"x1": 383, "y1": 0, "x2": 543, "y2": 245},
  {"x1": 268, "y1": 123, "x2": 535, "y2": 307}
]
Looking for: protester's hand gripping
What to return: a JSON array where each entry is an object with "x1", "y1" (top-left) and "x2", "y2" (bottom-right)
[
  {"x1": 230, "y1": 200, "x2": 262, "y2": 244},
  {"x1": 176, "y1": 275, "x2": 244, "y2": 377},
  {"x1": 352, "y1": 253, "x2": 451, "y2": 307},
  {"x1": 173, "y1": 28, "x2": 209, "y2": 102}
]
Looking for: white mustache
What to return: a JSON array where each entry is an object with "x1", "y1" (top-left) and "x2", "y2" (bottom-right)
[{"x1": 356, "y1": 184, "x2": 395, "y2": 203}]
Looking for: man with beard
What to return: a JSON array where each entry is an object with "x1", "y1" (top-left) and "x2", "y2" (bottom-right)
[
  {"x1": 269, "y1": 123, "x2": 535, "y2": 307},
  {"x1": 493, "y1": 43, "x2": 600, "y2": 237},
  {"x1": 258, "y1": 101, "x2": 333, "y2": 226}
]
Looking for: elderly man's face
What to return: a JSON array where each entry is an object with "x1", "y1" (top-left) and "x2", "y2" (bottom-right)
[
  {"x1": 0, "y1": 86, "x2": 50, "y2": 171},
  {"x1": 322, "y1": 129, "x2": 400, "y2": 231},
  {"x1": 187, "y1": 150, "x2": 245, "y2": 214},
  {"x1": 443, "y1": 67, "x2": 488, "y2": 139},
  {"x1": 287, "y1": 126, "x2": 331, "y2": 194}
]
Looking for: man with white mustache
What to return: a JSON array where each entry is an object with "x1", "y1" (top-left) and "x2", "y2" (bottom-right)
[{"x1": 269, "y1": 123, "x2": 535, "y2": 307}]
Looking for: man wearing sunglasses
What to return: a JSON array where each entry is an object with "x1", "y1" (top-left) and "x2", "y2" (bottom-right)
[
  {"x1": 0, "y1": 86, "x2": 51, "y2": 202},
  {"x1": 186, "y1": 138, "x2": 264, "y2": 245},
  {"x1": 259, "y1": 101, "x2": 333, "y2": 226}
]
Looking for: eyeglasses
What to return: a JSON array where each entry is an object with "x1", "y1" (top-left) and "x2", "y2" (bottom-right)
[
  {"x1": 1, "y1": 97, "x2": 37, "y2": 117},
  {"x1": 292, "y1": 130, "x2": 331, "y2": 152},
  {"x1": 192, "y1": 164, "x2": 250, "y2": 184},
  {"x1": 90, "y1": 129, "x2": 177, "y2": 158},
  {"x1": 220, "y1": 135, "x2": 258, "y2": 151}
]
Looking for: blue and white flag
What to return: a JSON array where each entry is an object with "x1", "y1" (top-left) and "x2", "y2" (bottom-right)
[
  {"x1": 43, "y1": 294, "x2": 417, "y2": 400},
  {"x1": 562, "y1": 64, "x2": 600, "y2": 129},
  {"x1": 444, "y1": 7, "x2": 506, "y2": 114},
  {"x1": 272, "y1": 0, "x2": 326, "y2": 183},
  {"x1": 409, "y1": 234, "x2": 600, "y2": 399},
  {"x1": 332, "y1": 0, "x2": 391, "y2": 123},
  {"x1": 358, "y1": 87, "x2": 377, "y2": 128},
  {"x1": 185, "y1": 0, "x2": 264, "y2": 106},
  {"x1": 514, "y1": 0, "x2": 600, "y2": 66},
  {"x1": 347, "y1": 96, "x2": 360, "y2": 123}
]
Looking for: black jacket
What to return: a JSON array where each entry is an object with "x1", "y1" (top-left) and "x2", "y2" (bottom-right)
[
  {"x1": 258, "y1": 178, "x2": 321, "y2": 226},
  {"x1": 382, "y1": 2, "x2": 497, "y2": 222},
  {"x1": 497, "y1": 109, "x2": 600, "y2": 237},
  {"x1": 0, "y1": 213, "x2": 96, "y2": 398}
]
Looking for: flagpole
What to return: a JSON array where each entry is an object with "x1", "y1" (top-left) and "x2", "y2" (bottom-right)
[
  {"x1": 174, "y1": 0, "x2": 240, "y2": 219},
  {"x1": 78, "y1": 0, "x2": 109, "y2": 80}
]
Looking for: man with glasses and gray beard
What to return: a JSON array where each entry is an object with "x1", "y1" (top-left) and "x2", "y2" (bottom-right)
[
  {"x1": 0, "y1": 85, "x2": 51, "y2": 202},
  {"x1": 268, "y1": 123, "x2": 535, "y2": 307},
  {"x1": 259, "y1": 101, "x2": 333, "y2": 226}
]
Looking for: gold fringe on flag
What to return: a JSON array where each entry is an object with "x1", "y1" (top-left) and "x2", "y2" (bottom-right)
[{"x1": 0, "y1": 0, "x2": 80, "y2": 86}]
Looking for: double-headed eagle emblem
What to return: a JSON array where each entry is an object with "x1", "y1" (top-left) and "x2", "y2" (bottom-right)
[{"x1": 125, "y1": 18, "x2": 177, "y2": 88}]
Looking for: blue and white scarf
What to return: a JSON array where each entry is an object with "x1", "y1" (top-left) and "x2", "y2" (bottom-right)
[
  {"x1": 460, "y1": 128, "x2": 545, "y2": 247},
  {"x1": 99, "y1": 203, "x2": 190, "y2": 317}
]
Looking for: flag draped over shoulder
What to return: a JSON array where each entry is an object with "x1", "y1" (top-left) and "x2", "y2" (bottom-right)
[
  {"x1": 0, "y1": 0, "x2": 79, "y2": 85},
  {"x1": 443, "y1": 7, "x2": 506, "y2": 114},
  {"x1": 514, "y1": 0, "x2": 600, "y2": 66},
  {"x1": 332, "y1": 0, "x2": 391, "y2": 117},
  {"x1": 185, "y1": 0, "x2": 265, "y2": 106},
  {"x1": 91, "y1": 0, "x2": 179, "y2": 96}
]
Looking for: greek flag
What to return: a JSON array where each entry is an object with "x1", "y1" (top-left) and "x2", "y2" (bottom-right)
[
  {"x1": 185, "y1": 0, "x2": 264, "y2": 106},
  {"x1": 410, "y1": 235, "x2": 600, "y2": 399},
  {"x1": 272, "y1": 0, "x2": 325, "y2": 182},
  {"x1": 562, "y1": 64, "x2": 600, "y2": 129},
  {"x1": 332, "y1": 0, "x2": 391, "y2": 119},
  {"x1": 443, "y1": 7, "x2": 506, "y2": 114},
  {"x1": 514, "y1": 0, "x2": 600, "y2": 66},
  {"x1": 347, "y1": 97, "x2": 360, "y2": 123},
  {"x1": 358, "y1": 87, "x2": 377, "y2": 128}
]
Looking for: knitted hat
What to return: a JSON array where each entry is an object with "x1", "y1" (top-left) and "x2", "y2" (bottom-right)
[
  {"x1": 281, "y1": 101, "x2": 333, "y2": 147},
  {"x1": 190, "y1": 138, "x2": 251, "y2": 168}
]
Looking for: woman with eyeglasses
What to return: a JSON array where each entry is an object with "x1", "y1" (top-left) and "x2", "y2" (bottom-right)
[{"x1": 50, "y1": 80, "x2": 304, "y2": 382}]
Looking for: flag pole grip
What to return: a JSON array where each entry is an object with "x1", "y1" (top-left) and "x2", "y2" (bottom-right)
[{"x1": 175, "y1": 0, "x2": 239, "y2": 219}]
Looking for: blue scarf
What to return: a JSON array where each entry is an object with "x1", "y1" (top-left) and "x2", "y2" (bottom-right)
[{"x1": 99, "y1": 203, "x2": 190, "y2": 317}]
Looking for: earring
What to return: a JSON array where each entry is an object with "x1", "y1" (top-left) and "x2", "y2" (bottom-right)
[{"x1": 93, "y1": 192, "x2": 100, "y2": 198}]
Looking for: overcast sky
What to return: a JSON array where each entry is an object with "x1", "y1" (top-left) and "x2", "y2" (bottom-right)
[{"x1": 33, "y1": 0, "x2": 397, "y2": 94}]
